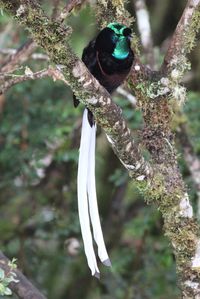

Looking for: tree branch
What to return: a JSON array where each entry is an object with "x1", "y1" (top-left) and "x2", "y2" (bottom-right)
[
  {"x1": 134, "y1": 0, "x2": 200, "y2": 224},
  {"x1": 162, "y1": 0, "x2": 200, "y2": 72},
  {"x1": 0, "y1": 68, "x2": 50, "y2": 94},
  {"x1": 0, "y1": 39, "x2": 37, "y2": 73},
  {"x1": 96, "y1": 0, "x2": 132, "y2": 28},
  {"x1": 55, "y1": 0, "x2": 87, "y2": 22},
  {"x1": 0, "y1": 251, "x2": 47, "y2": 299},
  {"x1": 51, "y1": 0, "x2": 61, "y2": 20},
  {"x1": 0, "y1": 65, "x2": 72, "y2": 94},
  {"x1": 0, "y1": 48, "x2": 49, "y2": 61},
  {"x1": 134, "y1": 0, "x2": 155, "y2": 68}
]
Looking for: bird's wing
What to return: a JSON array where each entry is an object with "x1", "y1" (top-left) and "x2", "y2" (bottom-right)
[{"x1": 82, "y1": 40, "x2": 97, "y2": 73}]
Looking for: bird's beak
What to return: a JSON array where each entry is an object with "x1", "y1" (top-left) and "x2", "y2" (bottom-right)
[{"x1": 128, "y1": 34, "x2": 133, "y2": 40}]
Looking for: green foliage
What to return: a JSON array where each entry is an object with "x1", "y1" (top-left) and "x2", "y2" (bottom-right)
[{"x1": 0, "y1": 259, "x2": 19, "y2": 297}]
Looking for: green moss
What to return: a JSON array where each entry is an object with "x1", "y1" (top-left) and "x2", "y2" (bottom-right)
[
  {"x1": 131, "y1": 33, "x2": 140, "y2": 55},
  {"x1": 135, "y1": 179, "x2": 148, "y2": 194},
  {"x1": 165, "y1": 219, "x2": 199, "y2": 272},
  {"x1": 184, "y1": 9, "x2": 200, "y2": 54},
  {"x1": 141, "y1": 167, "x2": 200, "y2": 277},
  {"x1": 143, "y1": 172, "x2": 165, "y2": 203},
  {"x1": 95, "y1": 0, "x2": 133, "y2": 28}
]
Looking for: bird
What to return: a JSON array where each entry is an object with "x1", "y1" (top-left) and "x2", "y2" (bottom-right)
[{"x1": 76, "y1": 22, "x2": 134, "y2": 278}]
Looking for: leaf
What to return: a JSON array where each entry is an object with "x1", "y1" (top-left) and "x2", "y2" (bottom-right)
[
  {"x1": 4, "y1": 287, "x2": 12, "y2": 296},
  {"x1": 0, "y1": 283, "x2": 6, "y2": 295}
]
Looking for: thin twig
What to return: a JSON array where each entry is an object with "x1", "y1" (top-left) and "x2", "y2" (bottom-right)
[
  {"x1": 116, "y1": 87, "x2": 137, "y2": 107},
  {"x1": 56, "y1": 0, "x2": 86, "y2": 22},
  {"x1": 0, "y1": 66, "x2": 70, "y2": 94},
  {"x1": 0, "y1": 39, "x2": 37, "y2": 73},
  {"x1": 0, "y1": 48, "x2": 49, "y2": 61},
  {"x1": 0, "y1": 68, "x2": 48, "y2": 94}
]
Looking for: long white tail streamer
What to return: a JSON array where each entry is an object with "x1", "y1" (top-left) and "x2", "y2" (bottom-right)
[
  {"x1": 78, "y1": 109, "x2": 99, "y2": 277},
  {"x1": 87, "y1": 122, "x2": 111, "y2": 266},
  {"x1": 78, "y1": 109, "x2": 111, "y2": 277}
]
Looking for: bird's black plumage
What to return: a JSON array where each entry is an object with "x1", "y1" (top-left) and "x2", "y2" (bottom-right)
[
  {"x1": 74, "y1": 23, "x2": 134, "y2": 125},
  {"x1": 76, "y1": 24, "x2": 134, "y2": 276}
]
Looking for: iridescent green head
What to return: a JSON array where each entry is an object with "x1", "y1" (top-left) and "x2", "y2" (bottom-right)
[
  {"x1": 95, "y1": 22, "x2": 132, "y2": 60},
  {"x1": 107, "y1": 23, "x2": 132, "y2": 59}
]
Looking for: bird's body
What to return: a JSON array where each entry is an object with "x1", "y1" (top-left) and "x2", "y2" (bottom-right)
[
  {"x1": 76, "y1": 23, "x2": 134, "y2": 277},
  {"x1": 82, "y1": 39, "x2": 134, "y2": 93},
  {"x1": 74, "y1": 23, "x2": 134, "y2": 123}
]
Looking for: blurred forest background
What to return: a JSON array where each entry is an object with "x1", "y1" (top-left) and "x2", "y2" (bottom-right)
[{"x1": 0, "y1": 0, "x2": 200, "y2": 298}]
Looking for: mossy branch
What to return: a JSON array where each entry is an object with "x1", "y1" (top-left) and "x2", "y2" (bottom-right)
[
  {"x1": 95, "y1": 0, "x2": 132, "y2": 28},
  {"x1": 162, "y1": 0, "x2": 200, "y2": 73}
]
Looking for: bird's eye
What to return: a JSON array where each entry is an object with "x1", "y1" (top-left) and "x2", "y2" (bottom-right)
[{"x1": 123, "y1": 28, "x2": 132, "y2": 37}]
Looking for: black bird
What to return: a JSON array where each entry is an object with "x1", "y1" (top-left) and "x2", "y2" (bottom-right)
[
  {"x1": 74, "y1": 22, "x2": 134, "y2": 125},
  {"x1": 76, "y1": 23, "x2": 134, "y2": 278}
]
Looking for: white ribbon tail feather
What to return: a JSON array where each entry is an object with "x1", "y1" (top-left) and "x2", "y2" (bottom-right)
[
  {"x1": 87, "y1": 122, "x2": 111, "y2": 266},
  {"x1": 78, "y1": 109, "x2": 100, "y2": 278}
]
